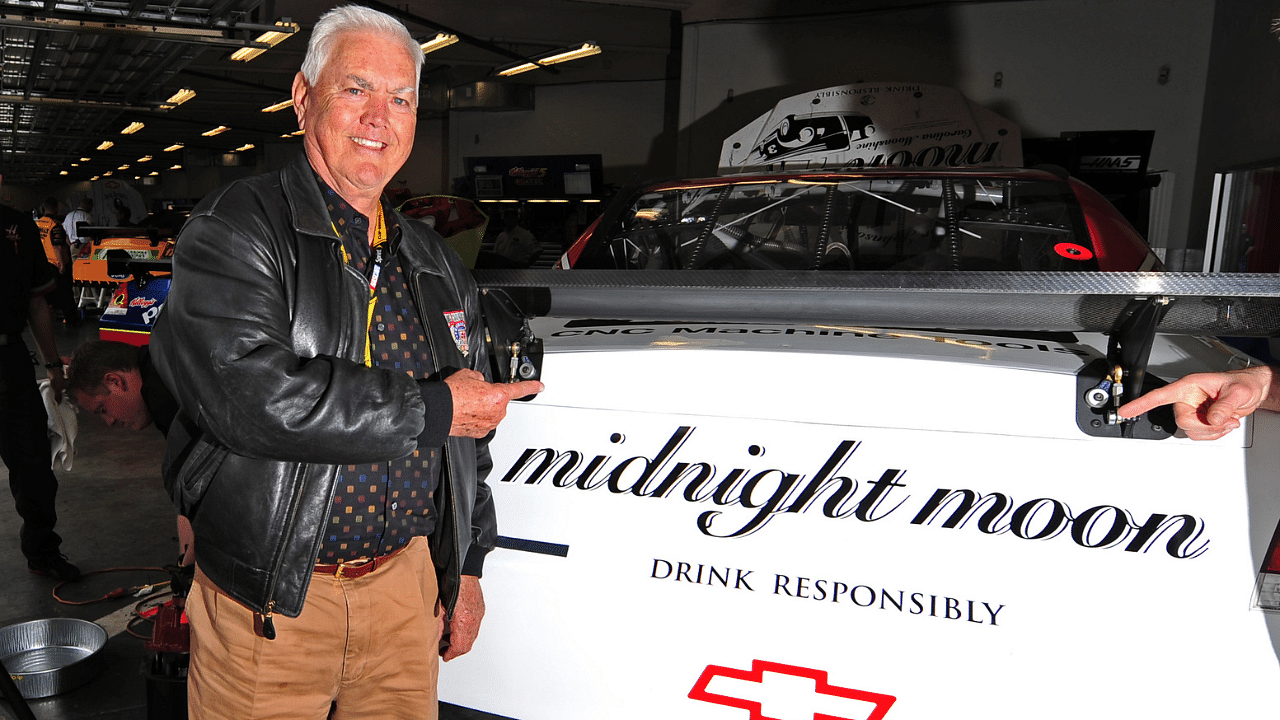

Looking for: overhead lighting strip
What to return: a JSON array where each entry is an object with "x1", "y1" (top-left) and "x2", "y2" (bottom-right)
[
  {"x1": 420, "y1": 33, "x2": 459, "y2": 55},
  {"x1": 540, "y1": 42, "x2": 602, "y2": 65},
  {"x1": 230, "y1": 20, "x2": 300, "y2": 62},
  {"x1": 261, "y1": 99, "x2": 293, "y2": 113},
  {"x1": 161, "y1": 88, "x2": 196, "y2": 110},
  {"x1": 497, "y1": 42, "x2": 601, "y2": 76}
]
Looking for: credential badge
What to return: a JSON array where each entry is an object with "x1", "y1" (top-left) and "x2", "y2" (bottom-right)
[{"x1": 444, "y1": 309, "x2": 469, "y2": 356}]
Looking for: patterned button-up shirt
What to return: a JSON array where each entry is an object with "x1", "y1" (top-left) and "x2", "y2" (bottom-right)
[{"x1": 315, "y1": 179, "x2": 441, "y2": 563}]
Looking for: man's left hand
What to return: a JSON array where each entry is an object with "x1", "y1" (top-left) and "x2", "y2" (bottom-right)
[
  {"x1": 442, "y1": 575, "x2": 484, "y2": 661},
  {"x1": 46, "y1": 366, "x2": 66, "y2": 404}
]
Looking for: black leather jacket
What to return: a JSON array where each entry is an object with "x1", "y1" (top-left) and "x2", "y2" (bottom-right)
[{"x1": 151, "y1": 153, "x2": 496, "y2": 620}]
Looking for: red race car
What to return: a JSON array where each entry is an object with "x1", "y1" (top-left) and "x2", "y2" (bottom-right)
[{"x1": 561, "y1": 167, "x2": 1160, "y2": 274}]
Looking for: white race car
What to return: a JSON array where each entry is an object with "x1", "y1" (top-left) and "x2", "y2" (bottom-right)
[
  {"x1": 439, "y1": 86, "x2": 1279, "y2": 719},
  {"x1": 442, "y1": 265, "x2": 1280, "y2": 717},
  {"x1": 437, "y1": 168, "x2": 1280, "y2": 720}
]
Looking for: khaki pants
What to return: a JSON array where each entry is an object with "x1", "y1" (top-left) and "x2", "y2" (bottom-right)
[{"x1": 187, "y1": 536, "x2": 440, "y2": 720}]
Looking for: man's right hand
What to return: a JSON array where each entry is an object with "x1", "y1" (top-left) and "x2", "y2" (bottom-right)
[
  {"x1": 445, "y1": 368, "x2": 544, "y2": 438},
  {"x1": 1117, "y1": 365, "x2": 1275, "y2": 441}
]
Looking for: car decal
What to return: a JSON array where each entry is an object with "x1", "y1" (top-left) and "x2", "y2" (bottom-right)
[{"x1": 689, "y1": 659, "x2": 896, "y2": 720}]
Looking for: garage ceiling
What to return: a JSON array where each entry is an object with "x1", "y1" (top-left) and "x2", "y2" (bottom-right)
[{"x1": 0, "y1": 0, "x2": 986, "y2": 188}]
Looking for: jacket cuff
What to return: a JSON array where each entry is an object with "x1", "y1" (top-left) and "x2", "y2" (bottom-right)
[
  {"x1": 416, "y1": 379, "x2": 452, "y2": 448},
  {"x1": 462, "y1": 543, "x2": 490, "y2": 578}
]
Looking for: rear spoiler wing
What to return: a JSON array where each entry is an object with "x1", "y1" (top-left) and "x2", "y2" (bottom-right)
[
  {"x1": 79, "y1": 225, "x2": 175, "y2": 246},
  {"x1": 105, "y1": 250, "x2": 171, "y2": 286},
  {"x1": 472, "y1": 270, "x2": 1280, "y2": 336},
  {"x1": 474, "y1": 269, "x2": 1280, "y2": 440}
]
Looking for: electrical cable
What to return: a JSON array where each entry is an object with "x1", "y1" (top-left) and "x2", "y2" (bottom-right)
[{"x1": 49, "y1": 566, "x2": 169, "y2": 606}]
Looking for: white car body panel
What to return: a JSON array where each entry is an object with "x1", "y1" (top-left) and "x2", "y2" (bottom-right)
[{"x1": 440, "y1": 321, "x2": 1280, "y2": 719}]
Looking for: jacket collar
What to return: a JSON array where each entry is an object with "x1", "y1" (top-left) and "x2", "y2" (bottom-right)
[
  {"x1": 282, "y1": 152, "x2": 406, "y2": 255},
  {"x1": 280, "y1": 152, "x2": 345, "y2": 240}
]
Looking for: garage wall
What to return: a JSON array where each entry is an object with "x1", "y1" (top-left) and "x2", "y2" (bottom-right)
[
  {"x1": 445, "y1": 80, "x2": 670, "y2": 193},
  {"x1": 395, "y1": 116, "x2": 448, "y2": 200},
  {"x1": 677, "y1": 0, "x2": 1215, "y2": 265},
  {"x1": 1189, "y1": 0, "x2": 1280, "y2": 269},
  {"x1": 2, "y1": 185, "x2": 40, "y2": 214}
]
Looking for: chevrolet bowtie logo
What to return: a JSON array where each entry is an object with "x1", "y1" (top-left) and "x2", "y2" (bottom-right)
[{"x1": 689, "y1": 659, "x2": 896, "y2": 720}]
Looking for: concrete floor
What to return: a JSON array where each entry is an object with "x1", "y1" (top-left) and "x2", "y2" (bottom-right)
[
  {"x1": 0, "y1": 318, "x2": 178, "y2": 720},
  {"x1": 0, "y1": 317, "x2": 504, "y2": 720}
]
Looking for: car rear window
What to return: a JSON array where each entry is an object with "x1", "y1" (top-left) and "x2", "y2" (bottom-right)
[{"x1": 575, "y1": 176, "x2": 1099, "y2": 271}]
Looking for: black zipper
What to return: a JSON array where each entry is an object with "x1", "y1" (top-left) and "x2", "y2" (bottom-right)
[{"x1": 259, "y1": 461, "x2": 312, "y2": 640}]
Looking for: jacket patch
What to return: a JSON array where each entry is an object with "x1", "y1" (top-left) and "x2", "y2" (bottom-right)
[{"x1": 444, "y1": 310, "x2": 469, "y2": 356}]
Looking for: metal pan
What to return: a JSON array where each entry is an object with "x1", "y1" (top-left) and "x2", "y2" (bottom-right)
[{"x1": 0, "y1": 618, "x2": 107, "y2": 699}]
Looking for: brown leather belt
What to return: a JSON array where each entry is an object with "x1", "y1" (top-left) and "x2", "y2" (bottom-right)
[{"x1": 314, "y1": 545, "x2": 407, "y2": 579}]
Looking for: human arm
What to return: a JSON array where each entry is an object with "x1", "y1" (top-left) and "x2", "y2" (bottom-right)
[
  {"x1": 1117, "y1": 365, "x2": 1280, "y2": 441},
  {"x1": 442, "y1": 575, "x2": 484, "y2": 661},
  {"x1": 28, "y1": 291, "x2": 65, "y2": 402},
  {"x1": 47, "y1": 222, "x2": 70, "y2": 272},
  {"x1": 150, "y1": 198, "x2": 427, "y2": 463}
]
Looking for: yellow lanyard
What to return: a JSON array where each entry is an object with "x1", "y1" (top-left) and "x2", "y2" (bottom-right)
[{"x1": 335, "y1": 204, "x2": 387, "y2": 367}]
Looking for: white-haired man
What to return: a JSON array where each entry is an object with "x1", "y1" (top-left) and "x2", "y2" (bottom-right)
[{"x1": 150, "y1": 5, "x2": 542, "y2": 718}]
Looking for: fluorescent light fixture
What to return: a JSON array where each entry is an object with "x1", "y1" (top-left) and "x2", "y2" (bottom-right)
[
  {"x1": 164, "y1": 143, "x2": 184, "y2": 152},
  {"x1": 261, "y1": 99, "x2": 294, "y2": 113},
  {"x1": 79, "y1": 157, "x2": 90, "y2": 162},
  {"x1": 59, "y1": 170, "x2": 67, "y2": 176},
  {"x1": 498, "y1": 62, "x2": 539, "y2": 77},
  {"x1": 137, "y1": 155, "x2": 152, "y2": 163},
  {"x1": 149, "y1": 171, "x2": 159, "y2": 176},
  {"x1": 161, "y1": 88, "x2": 196, "y2": 109},
  {"x1": 90, "y1": 175, "x2": 99, "y2": 181},
  {"x1": 118, "y1": 164, "x2": 130, "y2": 170},
  {"x1": 420, "y1": 33, "x2": 459, "y2": 54},
  {"x1": 230, "y1": 20, "x2": 300, "y2": 62},
  {"x1": 97, "y1": 141, "x2": 114, "y2": 151},
  {"x1": 170, "y1": 165, "x2": 182, "y2": 170},
  {"x1": 540, "y1": 42, "x2": 602, "y2": 65},
  {"x1": 103, "y1": 171, "x2": 112, "y2": 176},
  {"x1": 70, "y1": 163, "x2": 78, "y2": 167},
  {"x1": 202, "y1": 126, "x2": 229, "y2": 137},
  {"x1": 498, "y1": 42, "x2": 601, "y2": 76},
  {"x1": 253, "y1": 22, "x2": 298, "y2": 46},
  {"x1": 279, "y1": 129, "x2": 306, "y2": 138},
  {"x1": 121, "y1": 121, "x2": 144, "y2": 134},
  {"x1": 234, "y1": 143, "x2": 256, "y2": 152}
]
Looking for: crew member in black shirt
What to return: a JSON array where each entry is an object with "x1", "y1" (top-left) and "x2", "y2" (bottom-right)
[{"x1": 0, "y1": 157, "x2": 80, "y2": 582}]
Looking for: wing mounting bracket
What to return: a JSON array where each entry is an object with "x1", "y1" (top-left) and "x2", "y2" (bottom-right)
[
  {"x1": 1076, "y1": 296, "x2": 1176, "y2": 440},
  {"x1": 479, "y1": 287, "x2": 546, "y2": 400}
]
